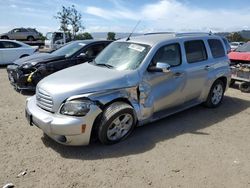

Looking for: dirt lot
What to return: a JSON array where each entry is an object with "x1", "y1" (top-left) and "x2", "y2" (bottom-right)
[{"x1": 0, "y1": 67, "x2": 249, "y2": 188}]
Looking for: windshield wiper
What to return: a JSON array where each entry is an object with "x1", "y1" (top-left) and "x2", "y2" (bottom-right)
[{"x1": 95, "y1": 63, "x2": 114, "y2": 69}]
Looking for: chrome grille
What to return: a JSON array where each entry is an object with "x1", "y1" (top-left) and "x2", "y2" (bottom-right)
[{"x1": 36, "y1": 88, "x2": 53, "y2": 112}]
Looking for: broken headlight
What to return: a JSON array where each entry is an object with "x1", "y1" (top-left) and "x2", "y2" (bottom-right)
[{"x1": 60, "y1": 100, "x2": 93, "y2": 116}]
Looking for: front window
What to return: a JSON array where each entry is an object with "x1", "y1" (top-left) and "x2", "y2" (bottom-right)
[
  {"x1": 46, "y1": 32, "x2": 53, "y2": 40},
  {"x1": 94, "y1": 42, "x2": 150, "y2": 70},
  {"x1": 235, "y1": 42, "x2": 250, "y2": 52},
  {"x1": 52, "y1": 41, "x2": 86, "y2": 57}
]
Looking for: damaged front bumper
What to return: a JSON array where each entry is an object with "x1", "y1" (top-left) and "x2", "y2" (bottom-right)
[
  {"x1": 25, "y1": 96, "x2": 102, "y2": 146},
  {"x1": 7, "y1": 65, "x2": 36, "y2": 91}
]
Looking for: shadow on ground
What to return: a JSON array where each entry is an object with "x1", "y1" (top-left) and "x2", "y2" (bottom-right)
[{"x1": 41, "y1": 95, "x2": 250, "y2": 160}]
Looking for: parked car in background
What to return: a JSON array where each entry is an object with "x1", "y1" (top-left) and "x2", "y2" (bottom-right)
[
  {"x1": 7, "y1": 40, "x2": 111, "y2": 92},
  {"x1": 230, "y1": 42, "x2": 245, "y2": 51},
  {"x1": 25, "y1": 33, "x2": 231, "y2": 146},
  {"x1": 0, "y1": 28, "x2": 41, "y2": 41},
  {"x1": 44, "y1": 31, "x2": 71, "y2": 51},
  {"x1": 228, "y1": 42, "x2": 250, "y2": 64},
  {"x1": 0, "y1": 40, "x2": 38, "y2": 65}
]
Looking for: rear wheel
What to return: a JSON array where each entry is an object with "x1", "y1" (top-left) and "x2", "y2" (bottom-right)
[
  {"x1": 204, "y1": 79, "x2": 225, "y2": 108},
  {"x1": 239, "y1": 82, "x2": 250, "y2": 93},
  {"x1": 27, "y1": 36, "x2": 34, "y2": 41},
  {"x1": 1, "y1": 36, "x2": 9, "y2": 39},
  {"x1": 98, "y1": 102, "x2": 136, "y2": 145}
]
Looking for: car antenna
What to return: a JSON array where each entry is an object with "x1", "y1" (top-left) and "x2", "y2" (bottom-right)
[{"x1": 126, "y1": 20, "x2": 141, "y2": 41}]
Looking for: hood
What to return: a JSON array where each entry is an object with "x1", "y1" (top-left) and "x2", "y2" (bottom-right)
[
  {"x1": 14, "y1": 53, "x2": 65, "y2": 66},
  {"x1": 228, "y1": 51, "x2": 250, "y2": 61},
  {"x1": 38, "y1": 63, "x2": 139, "y2": 111}
]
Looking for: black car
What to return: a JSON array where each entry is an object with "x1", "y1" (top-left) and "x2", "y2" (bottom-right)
[{"x1": 7, "y1": 40, "x2": 111, "y2": 92}]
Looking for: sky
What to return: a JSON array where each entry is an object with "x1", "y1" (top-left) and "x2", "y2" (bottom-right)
[{"x1": 0, "y1": 0, "x2": 250, "y2": 35}]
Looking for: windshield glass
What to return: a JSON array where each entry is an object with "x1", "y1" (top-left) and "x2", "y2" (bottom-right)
[
  {"x1": 52, "y1": 41, "x2": 86, "y2": 57},
  {"x1": 46, "y1": 32, "x2": 53, "y2": 40},
  {"x1": 94, "y1": 42, "x2": 150, "y2": 70},
  {"x1": 235, "y1": 42, "x2": 250, "y2": 52}
]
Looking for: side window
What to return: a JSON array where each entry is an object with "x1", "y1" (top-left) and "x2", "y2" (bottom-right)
[
  {"x1": 83, "y1": 44, "x2": 106, "y2": 58},
  {"x1": 208, "y1": 39, "x2": 225, "y2": 58},
  {"x1": 152, "y1": 43, "x2": 181, "y2": 67},
  {"x1": 13, "y1": 29, "x2": 21, "y2": 33},
  {"x1": 2, "y1": 41, "x2": 21, "y2": 48},
  {"x1": 185, "y1": 40, "x2": 207, "y2": 63},
  {"x1": 0, "y1": 42, "x2": 4, "y2": 48}
]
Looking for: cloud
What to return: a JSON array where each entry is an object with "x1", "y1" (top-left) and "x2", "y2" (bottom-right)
[
  {"x1": 10, "y1": 4, "x2": 17, "y2": 8},
  {"x1": 84, "y1": 0, "x2": 250, "y2": 32}
]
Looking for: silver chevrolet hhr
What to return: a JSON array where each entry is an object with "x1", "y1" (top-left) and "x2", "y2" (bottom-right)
[{"x1": 26, "y1": 33, "x2": 231, "y2": 145}]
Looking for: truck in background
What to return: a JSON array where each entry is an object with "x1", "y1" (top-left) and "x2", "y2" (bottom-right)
[{"x1": 44, "y1": 32, "x2": 71, "y2": 51}]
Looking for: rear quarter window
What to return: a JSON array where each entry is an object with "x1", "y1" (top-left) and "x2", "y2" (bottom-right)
[
  {"x1": 184, "y1": 40, "x2": 207, "y2": 63},
  {"x1": 208, "y1": 39, "x2": 225, "y2": 58}
]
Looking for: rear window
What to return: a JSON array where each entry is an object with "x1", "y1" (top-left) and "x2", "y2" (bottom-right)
[
  {"x1": 208, "y1": 39, "x2": 225, "y2": 58},
  {"x1": 184, "y1": 40, "x2": 207, "y2": 63}
]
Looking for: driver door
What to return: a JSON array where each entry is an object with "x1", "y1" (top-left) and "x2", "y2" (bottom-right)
[{"x1": 142, "y1": 43, "x2": 186, "y2": 114}]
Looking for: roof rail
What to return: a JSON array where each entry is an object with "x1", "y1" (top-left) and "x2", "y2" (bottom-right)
[
  {"x1": 175, "y1": 32, "x2": 213, "y2": 37},
  {"x1": 144, "y1": 32, "x2": 175, "y2": 35}
]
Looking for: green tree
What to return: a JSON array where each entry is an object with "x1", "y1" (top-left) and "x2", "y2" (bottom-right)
[
  {"x1": 75, "y1": 32, "x2": 93, "y2": 40},
  {"x1": 107, "y1": 32, "x2": 116, "y2": 40},
  {"x1": 227, "y1": 32, "x2": 244, "y2": 42},
  {"x1": 54, "y1": 6, "x2": 71, "y2": 32},
  {"x1": 69, "y1": 5, "x2": 84, "y2": 38},
  {"x1": 55, "y1": 5, "x2": 84, "y2": 38}
]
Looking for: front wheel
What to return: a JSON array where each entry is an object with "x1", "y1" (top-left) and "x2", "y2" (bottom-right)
[
  {"x1": 98, "y1": 102, "x2": 136, "y2": 145},
  {"x1": 204, "y1": 79, "x2": 225, "y2": 108}
]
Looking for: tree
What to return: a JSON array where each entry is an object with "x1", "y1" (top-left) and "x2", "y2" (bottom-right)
[
  {"x1": 75, "y1": 32, "x2": 93, "y2": 40},
  {"x1": 55, "y1": 5, "x2": 84, "y2": 38},
  {"x1": 54, "y1": 6, "x2": 71, "y2": 33},
  {"x1": 107, "y1": 32, "x2": 116, "y2": 40},
  {"x1": 69, "y1": 5, "x2": 84, "y2": 38},
  {"x1": 227, "y1": 32, "x2": 244, "y2": 42}
]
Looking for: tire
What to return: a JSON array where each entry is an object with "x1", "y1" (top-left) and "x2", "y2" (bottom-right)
[
  {"x1": 1, "y1": 36, "x2": 9, "y2": 39},
  {"x1": 27, "y1": 36, "x2": 34, "y2": 41},
  {"x1": 204, "y1": 79, "x2": 225, "y2": 108},
  {"x1": 239, "y1": 82, "x2": 250, "y2": 93},
  {"x1": 98, "y1": 102, "x2": 136, "y2": 145}
]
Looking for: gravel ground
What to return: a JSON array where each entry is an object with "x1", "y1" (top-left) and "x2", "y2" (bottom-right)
[{"x1": 0, "y1": 67, "x2": 250, "y2": 188}]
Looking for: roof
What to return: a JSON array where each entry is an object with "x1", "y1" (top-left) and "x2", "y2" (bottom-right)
[{"x1": 119, "y1": 32, "x2": 222, "y2": 46}]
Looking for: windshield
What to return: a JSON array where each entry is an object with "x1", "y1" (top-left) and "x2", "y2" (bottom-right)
[
  {"x1": 235, "y1": 42, "x2": 250, "y2": 52},
  {"x1": 46, "y1": 32, "x2": 53, "y2": 40},
  {"x1": 94, "y1": 42, "x2": 150, "y2": 70},
  {"x1": 52, "y1": 41, "x2": 86, "y2": 57}
]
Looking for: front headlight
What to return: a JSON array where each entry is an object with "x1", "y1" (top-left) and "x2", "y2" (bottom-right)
[{"x1": 60, "y1": 100, "x2": 93, "y2": 116}]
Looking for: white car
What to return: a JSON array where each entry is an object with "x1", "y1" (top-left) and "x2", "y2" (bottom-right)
[
  {"x1": 230, "y1": 42, "x2": 245, "y2": 51},
  {"x1": 0, "y1": 40, "x2": 38, "y2": 65}
]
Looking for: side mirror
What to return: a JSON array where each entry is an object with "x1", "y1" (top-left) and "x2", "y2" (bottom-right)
[
  {"x1": 77, "y1": 52, "x2": 87, "y2": 58},
  {"x1": 148, "y1": 62, "x2": 171, "y2": 73}
]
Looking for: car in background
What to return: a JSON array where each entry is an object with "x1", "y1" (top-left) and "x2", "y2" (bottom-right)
[
  {"x1": 45, "y1": 32, "x2": 71, "y2": 51},
  {"x1": 25, "y1": 33, "x2": 231, "y2": 146},
  {"x1": 230, "y1": 42, "x2": 245, "y2": 51},
  {"x1": 228, "y1": 42, "x2": 250, "y2": 65},
  {"x1": 0, "y1": 40, "x2": 38, "y2": 65},
  {"x1": 7, "y1": 40, "x2": 111, "y2": 92},
  {"x1": 0, "y1": 28, "x2": 40, "y2": 41}
]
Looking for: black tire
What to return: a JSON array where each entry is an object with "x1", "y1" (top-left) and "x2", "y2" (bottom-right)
[
  {"x1": 98, "y1": 102, "x2": 136, "y2": 145},
  {"x1": 27, "y1": 36, "x2": 34, "y2": 41},
  {"x1": 204, "y1": 79, "x2": 225, "y2": 108},
  {"x1": 239, "y1": 82, "x2": 250, "y2": 93},
  {"x1": 1, "y1": 36, "x2": 9, "y2": 39}
]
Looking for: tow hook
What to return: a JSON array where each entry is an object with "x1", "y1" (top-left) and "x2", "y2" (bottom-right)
[{"x1": 27, "y1": 72, "x2": 35, "y2": 83}]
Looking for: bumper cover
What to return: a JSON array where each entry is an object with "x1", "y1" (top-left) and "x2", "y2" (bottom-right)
[
  {"x1": 26, "y1": 96, "x2": 102, "y2": 146},
  {"x1": 7, "y1": 65, "x2": 36, "y2": 91}
]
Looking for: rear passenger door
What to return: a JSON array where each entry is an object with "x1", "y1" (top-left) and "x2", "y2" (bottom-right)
[{"x1": 182, "y1": 39, "x2": 211, "y2": 102}]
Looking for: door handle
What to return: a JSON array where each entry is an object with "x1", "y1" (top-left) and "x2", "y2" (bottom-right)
[
  {"x1": 173, "y1": 72, "x2": 183, "y2": 78},
  {"x1": 204, "y1": 65, "x2": 212, "y2": 71}
]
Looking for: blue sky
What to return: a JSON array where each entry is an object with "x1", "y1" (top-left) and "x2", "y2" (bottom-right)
[{"x1": 0, "y1": 0, "x2": 250, "y2": 34}]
